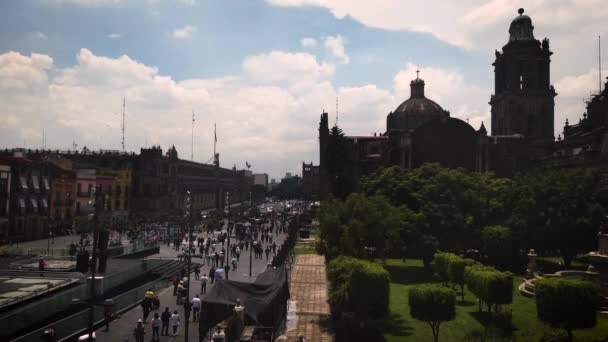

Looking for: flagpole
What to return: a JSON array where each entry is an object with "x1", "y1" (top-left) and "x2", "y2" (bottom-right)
[{"x1": 191, "y1": 110, "x2": 195, "y2": 161}]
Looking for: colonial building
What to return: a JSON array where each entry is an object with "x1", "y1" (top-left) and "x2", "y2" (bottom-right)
[{"x1": 317, "y1": 8, "x2": 607, "y2": 198}]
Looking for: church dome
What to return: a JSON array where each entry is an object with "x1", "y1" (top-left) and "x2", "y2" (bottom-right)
[
  {"x1": 509, "y1": 8, "x2": 535, "y2": 42},
  {"x1": 394, "y1": 78, "x2": 444, "y2": 115},
  {"x1": 387, "y1": 74, "x2": 448, "y2": 133}
]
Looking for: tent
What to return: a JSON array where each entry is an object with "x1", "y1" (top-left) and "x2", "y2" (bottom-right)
[{"x1": 199, "y1": 265, "x2": 290, "y2": 338}]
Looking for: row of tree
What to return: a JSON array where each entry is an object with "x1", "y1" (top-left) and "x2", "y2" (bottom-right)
[{"x1": 319, "y1": 163, "x2": 608, "y2": 269}]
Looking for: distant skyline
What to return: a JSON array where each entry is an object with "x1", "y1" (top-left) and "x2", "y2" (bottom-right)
[{"x1": 0, "y1": 0, "x2": 606, "y2": 179}]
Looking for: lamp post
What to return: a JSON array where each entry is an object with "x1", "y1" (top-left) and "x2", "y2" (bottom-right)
[
  {"x1": 184, "y1": 190, "x2": 193, "y2": 342},
  {"x1": 225, "y1": 191, "x2": 230, "y2": 280},
  {"x1": 87, "y1": 187, "x2": 99, "y2": 342}
]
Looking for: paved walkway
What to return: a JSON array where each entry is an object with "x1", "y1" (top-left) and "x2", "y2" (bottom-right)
[
  {"x1": 94, "y1": 226, "x2": 286, "y2": 342},
  {"x1": 286, "y1": 254, "x2": 333, "y2": 342}
]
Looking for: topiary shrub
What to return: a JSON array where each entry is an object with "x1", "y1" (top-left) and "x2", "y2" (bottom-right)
[
  {"x1": 535, "y1": 278, "x2": 598, "y2": 342},
  {"x1": 433, "y1": 252, "x2": 459, "y2": 285},
  {"x1": 465, "y1": 264, "x2": 513, "y2": 312},
  {"x1": 327, "y1": 256, "x2": 390, "y2": 319},
  {"x1": 409, "y1": 284, "x2": 456, "y2": 342},
  {"x1": 448, "y1": 257, "x2": 476, "y2": 302}
]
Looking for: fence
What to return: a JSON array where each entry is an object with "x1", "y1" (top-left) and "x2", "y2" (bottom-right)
[{"x1": 10, "y1": 277, "x2": 168, "y2": 342}]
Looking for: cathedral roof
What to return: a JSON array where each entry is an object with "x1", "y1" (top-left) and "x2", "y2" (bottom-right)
[
  {"x1": 393, "y1": 76, "x2": 445, "y2": 116},
  {"x1": 509, "y1": 8, "x2": 536, "y2": 42}
]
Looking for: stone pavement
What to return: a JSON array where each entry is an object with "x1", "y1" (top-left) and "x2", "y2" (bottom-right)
[
  {"x1": 94, "y1": 227, "x2": 287, "y2": 342},
  {"x1": 286, "y1": 254, "x2": 333, "y2": 342}
]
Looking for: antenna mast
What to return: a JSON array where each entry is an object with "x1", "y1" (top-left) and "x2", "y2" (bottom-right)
[
  {"x1": 191, "y1": 110, "x2": 195, "y2": 161},
  {"x1": 213, "y1": 122, "x2": 217, "y2": 158},
  {"x1": 599, "y1": 35, "x2": 602, "y2": 93},
  {"x1": 335, "y1": 96, "x2": 339, "y2": 125},
  {"x1": 121, "y1": 97, "x2": 126, "y2": 151}
]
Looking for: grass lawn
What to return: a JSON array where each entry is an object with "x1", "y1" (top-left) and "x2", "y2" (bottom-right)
[
  {"x1": 294, "y1": 238, "x2": 317, "y2": 255},
  {"x1": 381, "y1": 259, "x2": 608, "y2": 342}
]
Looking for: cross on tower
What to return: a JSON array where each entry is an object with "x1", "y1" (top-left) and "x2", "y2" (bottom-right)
[{"x1": 416, "y1": 69, "x2": 420, "y2": 79}]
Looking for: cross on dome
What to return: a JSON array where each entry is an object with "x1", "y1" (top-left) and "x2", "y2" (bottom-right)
[{"x1": 416, "y1": 69, "x2": 420, "y2": 79}]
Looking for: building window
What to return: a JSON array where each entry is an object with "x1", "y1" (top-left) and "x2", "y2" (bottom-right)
[
  {"x1": 115, "y1": 199, "x2": 121, "y2": 210},
  {"x1": 18, "y1": 197, "x2": 26, "y2": 215},
  {"x1": 77, "y1": 183, "x2": 82, "y2": 193},
  {"x1": 0, "y1": 171, "x2": 9, "y2": 194},
  {"x1": 20, "y1": 176, "x2": 28, "y2": 191},
  {"x1": 56, "y1": 192, "x2": 61, "y2": 202},
  {"x1": 42, "y1": 177, "x2": 50, "y2": 191},
  {"x1": 30, "y1": 197, "x2": 38, "y2": 213},
  {"x1": 116, "y1": 185, "x2": 121, "y2": 195},
  {"x1": 31, "y1": 175, "x2": 40, "y2": 190},
  {"x1": 88, "y1": 184, "x2": 93, "y2": 195}
]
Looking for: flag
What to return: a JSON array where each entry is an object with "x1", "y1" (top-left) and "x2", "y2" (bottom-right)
[
  {"x1": 214, "y1": 123, "x2": 217, "y2": 142},
  {"x1": 246, "y1": 161, "x2": 251, "y2": 169}
]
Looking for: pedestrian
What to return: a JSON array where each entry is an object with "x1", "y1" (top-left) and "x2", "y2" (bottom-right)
[
  {"x1": 201, "y1": 274, "x2": 208, "y2": 294},
  {"x1": 209, "y1": 266, "x2": 216, "y2": 284},
  {"x1": 236, "y1": 246, "x2": 241, "y2": 261},
  {"x1": 191, "y1": 294, "x2": 201, "y2": 322},
  {"x1": 170, "y1": 310, "x2": 181, "y2": 336},
  {"x1": 265, "y1": 246, "x2": 270, "y2": 260},
  {"x1": 173, "y1": 274, "x2": 179, "y2": 296},
  {"x1": 141, "y1": 298, "x2": 151, "y2": 323},
  {"x1": 150, "y1": 313, "x2": 161, "y2": 342},
  {"x1": 176, "y1": 281, "x2": 186, "y2": 305},
  {"x1": 180, "y1": 267, "x2": 186, "y2": 280},
  {"x1": 160, "y1": 307, "x2": 171, "y2": 336},
  {"x1": 194, "y1": 265, "x2": 200, "y2": 280},
  {"x1": 212, "y1": 325, "x2": 225, "y2": 342},
  {"x1": 133, "y1": 319, "x2": 146, "y2": 342},
  {"x1": 231, "y1": 256, "x2": 237, "y2": 271},
  {"x1": 38, "y1": 256, "x2": 45, "y2": 271}
]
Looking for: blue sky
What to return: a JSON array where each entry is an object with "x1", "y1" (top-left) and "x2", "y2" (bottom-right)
[{"x1": 0, "y1": 0, "x2": 606, "y2": 178}]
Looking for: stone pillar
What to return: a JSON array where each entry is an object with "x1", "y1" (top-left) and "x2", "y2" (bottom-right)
[{"x1": 526, "y1": 249, "x2": 538, "y2": 279}]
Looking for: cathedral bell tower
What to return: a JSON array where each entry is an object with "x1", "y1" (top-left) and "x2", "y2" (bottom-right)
[{"x1": 490, "y1": 8, "x2": 556, "y2": 156}]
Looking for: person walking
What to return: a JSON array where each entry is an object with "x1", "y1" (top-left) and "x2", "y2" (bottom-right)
[
  {"x1": 133, "y1": 319, "x2": 146, "y2": 342},
  {"x1": 194, "y1": 265, "x2": 200, "y2": 280},
  {"x1": 150, "y1": 313, "x2": 161, "y2": 342},
  {"x1": 191, "y1": 294, "x2": 201, "y2": 322},
  {"x1": 172, "y1": 274, "x2": 179, "y2": 296},
  {"x1": 160, "y1": 307, "x2": 171, "y2": 336},
  {"x1": 170, "y1": 310, "x2": 181, "y2": 336},
  {"x1": 209, "y1": 266, "x2": 216, "y2": 284},
  {"x1": 200, "y1": 274, "x2": 208, "y2": 294}
]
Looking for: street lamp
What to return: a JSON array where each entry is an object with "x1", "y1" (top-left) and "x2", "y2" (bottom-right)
[
  {"x1": 225, "y1": 191, "x2": 230, "y2": 280},
  {"x1": 184, "y1": 190, "x2": 193, "y2": 342},
  {"x1": 86, "y1": 187, "x2": 100, "y2": 342}
]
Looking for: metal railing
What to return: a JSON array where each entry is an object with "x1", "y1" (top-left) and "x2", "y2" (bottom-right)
[{"x1": 10, "y1": 277, "x2": 168, "y2": 342}]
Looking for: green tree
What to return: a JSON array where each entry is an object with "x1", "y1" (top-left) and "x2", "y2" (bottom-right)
[
  {"x1": 481, "y1": 225, "x2": 514, "y2": 269},
  {"x1": 409, "y1": 284, "x2": 456, "y2": 342},
  {"x1": 448, "y1": 257, "x2": 476, "y2": 302},
  {"x1": 535, "y1": 278, "x2": 599, "y2": 342},
  {"x1": 326, "y1": 125, "x2": 356, "y2": 198}
]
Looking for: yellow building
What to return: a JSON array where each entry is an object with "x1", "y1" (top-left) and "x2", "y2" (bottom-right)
[{"x1": 110, "y1": 168, "x2": 132, "y2": 218}]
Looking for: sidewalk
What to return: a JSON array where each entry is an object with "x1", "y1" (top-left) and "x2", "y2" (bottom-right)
[
  {"x1": 94, "y1": 227, "x2": 287, "y2": 341},
  {"x1": 286, "y1": 254, "x2": 333, "y2": 342}
]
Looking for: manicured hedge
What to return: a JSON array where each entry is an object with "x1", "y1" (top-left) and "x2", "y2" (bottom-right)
[
  {"x1": 464, "y1": 264, "x2": 513, "y2": 312},
  {"x1": 448, "y1": 257, "x2": 476, "y2": 301},
  {"x1": 327, "y1": 256, "x2": 390, "y2": 318},
  {"x1": 409, "y1": 284, "x2": 456, "y2": 342},
  {"x1": 536, "y1": 278, "x2": 598, "y2": 341},
  {"x1": 433, "y1": 252, "x2": 459, "y2": 284}
]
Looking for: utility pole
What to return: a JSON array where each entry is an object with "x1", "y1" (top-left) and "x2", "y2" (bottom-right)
[
  {"x1": 87, "y1": 188, "x2": 99, "y2": 342},
  {"x1": 225, "y1": 191, "x2": 230, "y2": 280},
  {"x1": 121, "y1": 97, "x2": 126, "y2": 152},
  {"x1": 191, "y1": 111, "x2": 195, "y2": 161},
  {"x1": 184, "y1": 190, "x2": 192, "y2": 342}
]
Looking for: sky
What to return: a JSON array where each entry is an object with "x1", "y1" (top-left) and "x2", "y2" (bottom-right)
[{"x1": 0, "y1": 0, "x2": 607, "y2": 179}]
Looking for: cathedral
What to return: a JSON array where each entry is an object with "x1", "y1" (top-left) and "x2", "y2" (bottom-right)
[{"x1": 310, "y1": 8, "x2": 608, "y2": 199}]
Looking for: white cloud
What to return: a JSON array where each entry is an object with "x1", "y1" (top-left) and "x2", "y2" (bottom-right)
[
  {"x1": 323, "y1": 34, "x2": 349, "y2": 64},
  {"x1": 107, "y1": 33, "x2": 122, "y2": 39},
  {"x1": 48, "y1": 0, "x2": 124, "y2": 5},
  {"x1": 172, "y1": 25, "x2": 197, "y2": 39},
  {"x1": 300, "y1": 37, "x2": 317, "y2": 48},
  {"x1": 242, "y1": 51, "x2": 334, "y2": 85},
  {"x1": 33, "y1": 32, "x2": 48, "y2": 40}
]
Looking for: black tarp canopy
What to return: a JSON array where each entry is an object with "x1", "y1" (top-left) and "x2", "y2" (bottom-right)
[{"x1": 199, "y1": 266, "x2": 290, "y2": 338}]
